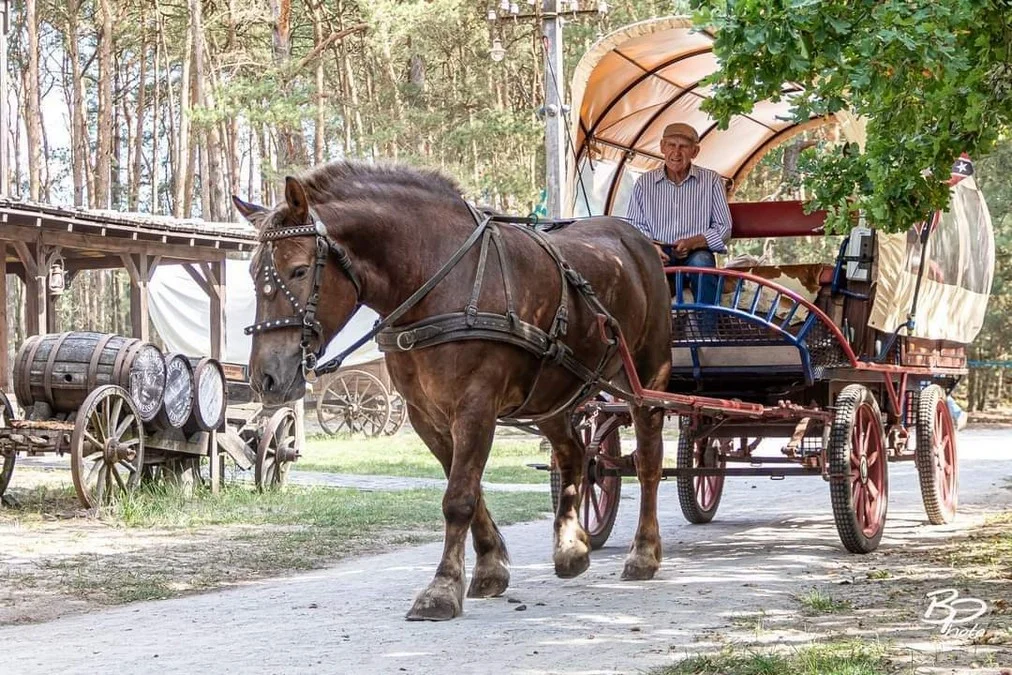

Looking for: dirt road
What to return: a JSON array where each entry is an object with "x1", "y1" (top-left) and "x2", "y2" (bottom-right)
[{"x1": 2, "y1": 428, "x2": 1010, "y2": 674}]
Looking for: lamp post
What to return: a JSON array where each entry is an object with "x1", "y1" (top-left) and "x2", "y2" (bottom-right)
[
  {"x1": 0, "y1": 0, "x2": 9, "y2": 198},
  {"x1": 487, "y1": 0, "x2": 608, "y2": 218}
]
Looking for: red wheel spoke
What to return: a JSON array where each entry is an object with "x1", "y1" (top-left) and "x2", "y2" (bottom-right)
[{"x1": 866, "y1": 479, "x2": 879, "y2": 499}]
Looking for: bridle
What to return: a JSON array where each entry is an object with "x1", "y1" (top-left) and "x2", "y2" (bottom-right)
[{"x1": 244, "y1": 210, "x2": 362, "y2": 376}]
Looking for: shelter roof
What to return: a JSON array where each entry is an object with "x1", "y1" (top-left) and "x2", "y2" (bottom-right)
[{"x1": 1, "y1": 199, "x2": 257, "y2": 271}]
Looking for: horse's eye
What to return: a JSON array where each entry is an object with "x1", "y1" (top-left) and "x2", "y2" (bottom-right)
[{"x1": 291, "y1": 266, "x2": 309, "y2": 281}]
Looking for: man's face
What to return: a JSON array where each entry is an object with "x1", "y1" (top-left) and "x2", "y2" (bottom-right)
[{"x1": 661, "y1": 136, "x2": 699, "y2": 176}]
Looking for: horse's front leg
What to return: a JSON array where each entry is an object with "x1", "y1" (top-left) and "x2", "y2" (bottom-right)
[
  {"x1": 623, "y1": 403, "x2": 665, "y2": 580},
  {"x1": 406, "y1": 407, "x2": 497, "y2": 621},
  {"x1": 538, "y1": 414, "x2": 591, "y2": 578},
  {"x1": 405, "y1": 402, "x2": 510, "y2": 600}
]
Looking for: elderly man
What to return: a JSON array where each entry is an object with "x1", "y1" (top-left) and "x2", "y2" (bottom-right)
[{"x1": 625, "y1": 123, "x2": 732, "y2": 304}]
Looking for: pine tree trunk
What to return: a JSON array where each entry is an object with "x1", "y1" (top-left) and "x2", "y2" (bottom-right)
[
  {"x1": 270, "y1": 0, "x2": 307, "y2": 172},
  {"x1": 95, "y1": 0, "x2": 115, "y2": 208},
  {"x1": 312, "y1": 2, "x2": 326, "y2": 165},
  {"x1": 25, "y1": 0, "x2": 42, "y2": 201},
  {"x1": 130, "y1": 19, "x2": 148, "y2": 212},
  {"x1": 111, "y1": 63, "x2": 123, "y2": 209},
  {"x1": 174, "y1": 4, "x2": 194, "y2": 217}
]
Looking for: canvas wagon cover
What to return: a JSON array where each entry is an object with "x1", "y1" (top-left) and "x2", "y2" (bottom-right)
[
  {"x1": 567, "y1": 16, "x2": 865, "y2": 217},
  {"x1": 149, "y1": 259, "x2": 382, "y2": 366},
  {"x1": 870, "y1": 176, "x2": 995, "y2": 344}
]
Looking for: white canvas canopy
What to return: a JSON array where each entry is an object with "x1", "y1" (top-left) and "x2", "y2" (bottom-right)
[
  {"x1": 149, "y1": 259, "x2": 382, "y2": 367},
  {"x1": 870, "y1": 176, "x2": 995, "y2": 344},
  {"x1": 567, "y1": 16, "x2": 865, "y2": 217}
]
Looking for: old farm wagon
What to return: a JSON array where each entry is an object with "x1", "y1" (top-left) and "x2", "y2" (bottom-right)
[
  {"x1": 548, "y1": 17, "x2": 994, "y2": 552},
  {"x1": 0, "y1": 202, "x2": 300, "y2": 505}
]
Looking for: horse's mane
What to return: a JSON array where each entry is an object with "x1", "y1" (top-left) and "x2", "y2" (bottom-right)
[{"x1": 296, "y1": 161, "x2": 462, "y2": 205}]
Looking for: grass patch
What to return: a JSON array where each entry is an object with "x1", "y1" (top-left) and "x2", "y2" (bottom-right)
[
  {"x1": 796, "y1": 589, "x2": 852, "y2": 614},
  {"x1": 299, "y1": 434, "x2": 550, "y2": 483},
  {"x1": 946, "y1": 511, "x2": 1012, "y2": 578},
  {"x1": 655, "y1": 640, "x2": 887, "y2": 675},
  {"x1": 728, "y1": 610, "x2": 768, "y2": 635},
  {"x1": 5, "y1": 482, "x2": 553, "y2": 610},
  {"x1": 107, "y1": 481, "x2": 549, "y2": 530}
]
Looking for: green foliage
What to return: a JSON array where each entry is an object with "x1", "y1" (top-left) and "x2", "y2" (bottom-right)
[{"x1": 690, "y1": 0, "x2": 1012, "y2": 234}]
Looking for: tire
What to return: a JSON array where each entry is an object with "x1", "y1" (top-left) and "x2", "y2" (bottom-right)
[
  {"x1": 676, "y1": 426, "x2": 725, "y2": 524},
  {"x1": 549, "y1": 424, "x2": 622, "y2": 550},
  {"x1": 0, "y1": 390, "x2": 17, "y2": 498},
  {"x1": 828, "y1": 384, "x2": 888, "y2": 553},
  {"x1": 915, "y1": 384, "x2": 958, "y2": 524}
]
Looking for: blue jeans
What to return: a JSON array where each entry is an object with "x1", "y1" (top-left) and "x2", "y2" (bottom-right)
[{"x1": 662, "y1": 247, "x2": 719, "y2": 305}]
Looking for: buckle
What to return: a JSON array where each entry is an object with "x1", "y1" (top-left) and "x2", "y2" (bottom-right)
[{"x1": 395, "y1": 331, "x2": 416, "y2": 351}]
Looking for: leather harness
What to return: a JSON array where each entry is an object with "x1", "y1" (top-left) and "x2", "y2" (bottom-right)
[{"x1": 246, "y1": 202, "x2": 628, "y2": 421}]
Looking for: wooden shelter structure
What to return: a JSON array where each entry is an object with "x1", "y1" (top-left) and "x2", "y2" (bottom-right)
[{"x1": 0, "y1": 198, "x2": 257, "y2": 398}]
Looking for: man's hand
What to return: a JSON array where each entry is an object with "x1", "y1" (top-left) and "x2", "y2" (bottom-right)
[
  {"x1": 654, "y1": 243, "x2": 670, "y2": 264},
  {"x1": 672, "y1": 234, "x2": 708, "y2": 258},
  {"x1": 671, "y1": 238, "x2": 693, "y2": 258}
]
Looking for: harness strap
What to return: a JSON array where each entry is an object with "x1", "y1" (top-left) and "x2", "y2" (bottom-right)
[
  {"x1": 465, "y1": 227, "x2": 494, "y2": 327},
  {"x1": 488, "y1": 226, "x2": 519, "y2": 328},
  {"x1": 313, "y1": 205, "x2": 493, "y2": 376}
]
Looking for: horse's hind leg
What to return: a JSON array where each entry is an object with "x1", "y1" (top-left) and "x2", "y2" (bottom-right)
[
  {"x1": 406, "y1": 404, "x2": 510, "y2": 600},
  {"x1": 406, "y1": 403, "x2": 499, "y2": 621},
  {"x1": 622, "y1": 402, "x2": 665, "y2": 580},
  {"x1": 538, "y1": 414, "x2": 591, "y2": 578}
]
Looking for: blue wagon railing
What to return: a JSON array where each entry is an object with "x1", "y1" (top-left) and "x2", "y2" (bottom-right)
[{"x1": 666, "y1": 267, "x2": 857, "y2": 384}]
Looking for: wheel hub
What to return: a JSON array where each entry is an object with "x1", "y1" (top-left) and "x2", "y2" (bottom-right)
[
  {"x1": 859, "y1": 455, "x2": 869, "y2": 483},
  {"x1": 275, "y1": 445, "x2": 300, "y2": 464},
  {"x1": 104, "y1": 439, "x2": 136, "y2": 463}
]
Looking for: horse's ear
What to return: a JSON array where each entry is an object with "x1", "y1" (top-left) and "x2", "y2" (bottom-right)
[
  {"x1": 232, "y1": 195, "x2": 266, "y2": 222},
  {"x1": 284, "y1": 176, "x2": 310, "y2": 223}
]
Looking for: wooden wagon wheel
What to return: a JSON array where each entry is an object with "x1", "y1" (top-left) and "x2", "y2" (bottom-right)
[
  {"x1": 549, "y1": 420, "x2": 622, "y2": 550},
  {"x1": 0, "y1": 390, "x2": 18, "y2": 498},
  {"x1": 828, "y1": 384, "x2": 889, "y2": 553},
  {"x1": 384, "y1": 391, "x2": 407, "y2": 436},
  {"x1": 915, "y1": 384, "x2": 958, "y2": 525},
  {"x1": 256, "y1": 407, "x2": 300, "y2": 491},
  {"x1": 676, "y1": 428, "x2": 726, "y2": 524},
  {"x1": 316, "y1": 370, "x2": 391, "y2": 436},
  {"x1": 71, "y1": 385, "x2": 145, "y2": 508}
]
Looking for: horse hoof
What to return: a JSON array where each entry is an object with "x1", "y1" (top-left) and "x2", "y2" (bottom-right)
[
  {"x1": 405, "y1": 586, "x2": 462, "y2": 621},
  {"x1": 467, "y1": 565, "x2": 510, "y2": 599},
  {"x1": 553, "y1": 547, "x2": 591, "y2": 579},
  {"x1": 621, "y1": 557, "x2": 659, "y2": 581}
]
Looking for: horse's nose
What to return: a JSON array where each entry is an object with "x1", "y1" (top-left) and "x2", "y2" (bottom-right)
[{"x1": 261, "y1": 373, "x2": 276, "y2": 393}]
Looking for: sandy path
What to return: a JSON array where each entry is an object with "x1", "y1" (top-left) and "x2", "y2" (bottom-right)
[{"x1": 2, "y1": 428, "x2": 1010, "y2": 675}]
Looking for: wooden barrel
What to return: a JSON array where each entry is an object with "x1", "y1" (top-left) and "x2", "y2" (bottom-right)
[
  {"x1": 183, "y1": 357, "x2": 226, "y2": 432},
  {"x1": 14, "y1": 332, "x2": 166, "y2": 422},
  {"x1": 153, "y1": 353, "x2": 194, "y2": 429}
]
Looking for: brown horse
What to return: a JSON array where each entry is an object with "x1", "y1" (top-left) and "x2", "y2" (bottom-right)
[{"x1": 236, "y1": 162, "x2": 671, "y2": 621}]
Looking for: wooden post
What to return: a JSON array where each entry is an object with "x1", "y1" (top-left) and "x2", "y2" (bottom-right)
[
  {"x1": 45, "y1": 291, "x2": 58, "y2": 334},
  {"x1": 542, "y1": 0, "x2": 564, "y2": 218},
  {"x1": 14, "y1": 241, "x2": 45, "y2": 337},
  {"x1": 123, "y1": 254, "x2": 153, "y2": 341},
  {"x1": 205, "y1": 260, "x2": 226, "y2": 360},
  {"x1": 0, "y1": 243, "x2": 8, "y2": 393},
  {"x1": 208, "y1": 429, "x2": 220, "y2": 494}
]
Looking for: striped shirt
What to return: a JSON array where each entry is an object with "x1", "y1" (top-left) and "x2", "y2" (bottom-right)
[{"x1": 625, "y1": 164, "x2": 733, "y2": 253}]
